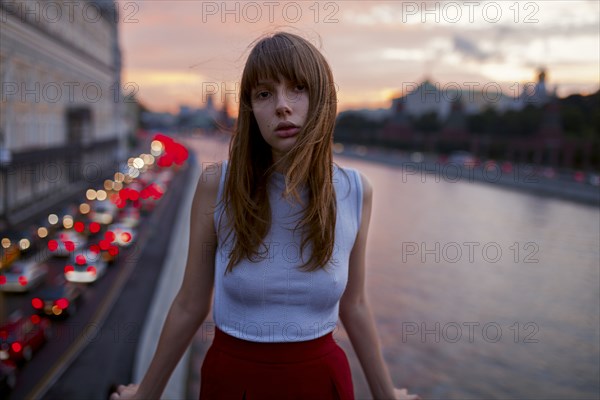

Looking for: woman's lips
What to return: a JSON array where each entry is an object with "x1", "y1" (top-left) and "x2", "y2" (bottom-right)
[{"x1": 275, "y1": 127, "x2": 300, "y2": 138}]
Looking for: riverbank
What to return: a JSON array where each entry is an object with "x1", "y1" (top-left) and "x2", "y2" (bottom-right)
[{"x1": 337, "y1": 146, "x2": 600, "y2": 207}]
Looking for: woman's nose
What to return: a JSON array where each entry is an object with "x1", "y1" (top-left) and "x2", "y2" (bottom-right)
[{"x1": 275, "y1": 91, "x2": 292, "y2": 116}]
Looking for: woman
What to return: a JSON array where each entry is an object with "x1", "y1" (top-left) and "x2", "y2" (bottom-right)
[{"x1": 111, "y1": 31, "x2": 418, "y2": 400}]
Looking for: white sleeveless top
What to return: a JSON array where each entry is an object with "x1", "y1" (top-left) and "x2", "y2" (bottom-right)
[{"x1": 212, "y1": 160, "x2": 363, "y2": 342}]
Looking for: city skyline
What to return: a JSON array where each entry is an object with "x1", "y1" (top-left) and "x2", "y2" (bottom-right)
[{"x1": 120, "y1": 1, "x2": 600, "y2": 115}]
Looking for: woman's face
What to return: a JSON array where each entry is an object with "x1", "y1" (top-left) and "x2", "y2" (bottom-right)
[{"x1": 251, "y1": 77, "x2": 309, "y2": 164}]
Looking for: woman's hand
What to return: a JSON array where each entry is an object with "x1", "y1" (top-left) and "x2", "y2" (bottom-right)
[
  {"x1": 109, "y1": 384, "x2": 140, "y2": 400},
  {"x1": 394, "y1": 387, "x2": 421, "y2": 400}
]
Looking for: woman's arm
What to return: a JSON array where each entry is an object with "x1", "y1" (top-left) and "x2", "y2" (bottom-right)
[
  {"x1": 339, "y1": 172, "x2": 417, "y2": 400},
  {"x1": 111, "y1": 162, "x2": 222, "y2": 400}
]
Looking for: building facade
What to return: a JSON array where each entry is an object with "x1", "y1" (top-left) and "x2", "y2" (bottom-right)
[{"x1": 0, "y1": 0, "x2": 126, "y2": 230}]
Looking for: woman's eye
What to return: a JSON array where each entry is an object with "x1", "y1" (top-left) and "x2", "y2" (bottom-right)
[
  {"x1": 255, "y1": 91, "x2": 271, "y2": 99},
  {"x1": 295, "y1": 84, "x2": 306, "y2": 92}
]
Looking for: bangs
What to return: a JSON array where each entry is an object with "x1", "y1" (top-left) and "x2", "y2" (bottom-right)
[{"x1": 243, "y1": 35, "x2": 310, "y2": 94}]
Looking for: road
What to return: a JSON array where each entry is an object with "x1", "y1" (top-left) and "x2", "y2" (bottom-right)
[{"x1": 3, "y1": 152, "x2": 194, "y2": 400}]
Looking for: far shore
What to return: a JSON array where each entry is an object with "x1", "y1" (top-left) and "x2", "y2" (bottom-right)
[{"x1": 335, "y1": 146, "x2": 600, "y2": 207}]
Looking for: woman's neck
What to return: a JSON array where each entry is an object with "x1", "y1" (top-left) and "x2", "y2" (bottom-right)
[{"x1": 271, "y1": 152, "x2": 290, "y2": 174}]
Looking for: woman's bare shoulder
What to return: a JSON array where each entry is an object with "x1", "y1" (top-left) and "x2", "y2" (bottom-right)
[
  {"x1": 191, "y1": 160, "x2": 225, "y2": 210},
  {"x1": 357, "y1": 170, "x2": 373, "y2": 200},
  {"x1": 199, "y1": 160, "x2": 224, "y2": 189}
]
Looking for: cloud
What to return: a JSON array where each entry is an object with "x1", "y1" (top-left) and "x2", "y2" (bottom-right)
[
  {"x1": 119, "y1": 1, "x2": 599, "y2": 112},
  {"x1": 453, "y1": 35, "x2": 492, "y2": 62}
]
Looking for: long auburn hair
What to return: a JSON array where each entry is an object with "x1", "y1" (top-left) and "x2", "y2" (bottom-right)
[{"x1": 220, "y1": 31, "x2": 338, "y2": 273}]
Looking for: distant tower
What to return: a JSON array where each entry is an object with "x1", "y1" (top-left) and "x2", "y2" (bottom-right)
[
  {"x1": 524, "y1": 67, "x2": 550, "y2": 106},
  {"x1": 538, "y1": 68, "x2": 546, "y2": 85},
  {"x1": 381, "y1": 98, "x2": 412, "y2": 145},
  {"x1": 441, "y1": 100, "x2": 468, "y2": 140},
  {"x1": 536, "y1": 68, "x2": 547, "y2": 99},
  {"x1": 205, "y1": 93, "x2": 215, "y2": 112},
  {"x1": 218, "y1": 98, "x2": 231, "y2": 131}
]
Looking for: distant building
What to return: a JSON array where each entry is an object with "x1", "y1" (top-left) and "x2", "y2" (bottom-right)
[
  {"x1": 140, "y1": 111, "x2": 177, "y2": 131},
  {"x1": 380, "y1": 101, "x2": 412, "y2": 145},
  {"x1": 177, "y1": 94, "x2": 230, "y2": 132},
  {"x1": 0, "y1": 0, "x2": 126, "y2": 229},
  {"x1": 390, "y1": 68, "x2": 551, "y2": 120}
]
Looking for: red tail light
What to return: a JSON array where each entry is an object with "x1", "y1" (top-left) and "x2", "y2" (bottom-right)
[
  {"x1": 18, "y1": 276, "x2": 28, "y2": 286},
  {"x1": 64, "y1": 241, "x2": 75, "y2": 252},
  {"x1": 90, "y1": 222, "x2": 101, "y2": 233},
  {"x1": 48, "y1": 240, "x2": 58, "y2": 251},
  {"x1": 64, "y1": 265, "x2": 74, "y2": 273},
  {"x1": 74, "y1": 221, "x2": 85, "y2": 232},
  {"x1": 87, "y1": 266, "x2": 97, "y2": 275},
  {"x1": 75, "y1": 254, "x2": 86, "y2": 265},
  {"x1": 31, "y1": 315, "x2": 41, "y2": 324},
  {"x1": 11, "y1": 342, "x2": 22, "y2": 353},
  {"x1": 32, "y1": 298, "x2": 43, "y2": 309},
  {"x1": 121, "y1": 232, "x2": 132, "y2": 243},
  {"x1": 105, "y1": 231, "x2": 116, "y2": 242},
  {"x1": 99, "y1": 239, "x2": 110, "y2": 250},
  {"x1": 0, "y1": 276, "x2": 6, "y2": 285},
  {"x1": 55, "y1": 298, "x2": 69, "y2": 310}
]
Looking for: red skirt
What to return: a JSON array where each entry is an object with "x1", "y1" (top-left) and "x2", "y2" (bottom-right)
[{"x1": 199, "y1": 327, "x2": 355, "y2": 400}]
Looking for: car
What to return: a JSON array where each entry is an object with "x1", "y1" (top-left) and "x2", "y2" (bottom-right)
[
  {"x1": 483, "y1": 160, "x2": 497, "y2": 171},
  {"x1": 501, "y1": 161, "x2": 513, "y2": 174},
  {"x1": 0, "y1": 259, "x2": 48, "y2": 293},
  {"x1": 138, "y1": 182, "x2": 165, "y2": 214},
  {"x1": 88, "y1": 241, "x2": 120, "y2": 265},
  {"x1": 448, "y1": 151, "x2": 476, "y2": 168},
  {"x1": 1, "y1": 228, "x2": 41, "y2": 270},
  {"x1": 90, "y1": 200, "x2": 118, "y2": 225},
  {"x1": 87, "y1": 242, "x2": 120, "y2": 265},
  {"x1": 31, "y1": 284, "x2": 82, "y2": 319},
  {"x1": 64, "y1": 248, "x2": 108, "y2": 283},
  {"x1": 0, "y1": 311, "x2": 51, "y2": 365},
  {"x1": 106, "y1": 223, "x2": 137, "y2": 247},
  {"x1": 573, "y1": 170, "x2": 586, "y2": 183},
  {"x1": 117, "y1": 207, "x2": 141, "y2": 228},
  {"x1": 48, "y1": 230, "x2": 86, "y2": 257}
]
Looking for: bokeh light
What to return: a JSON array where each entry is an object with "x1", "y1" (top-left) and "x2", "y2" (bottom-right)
[
  {"x1": 18, "y1": 239, "x2": 30, "y2": 250},
  {"x1": 79, "y1": 203, "x2": 91, "y2": 214},
  {"x1": 63, "y1": 215, "x2": 74, "y2": 229},
  {"x1": 37, "y1": 227, "x2": 48, "y2": 238},
  {"x1": 151, "y1": 140, "x2": 164, "y2": 156},
  {"x1": 96, "y1": 190, "x2": 108, "y2": 201},
  {"x1": 133, "y1": 157, "x2": 145, "y2": 169},
  {"x1": 48, "y1": 214, "x2": 59, "y2": 225}
]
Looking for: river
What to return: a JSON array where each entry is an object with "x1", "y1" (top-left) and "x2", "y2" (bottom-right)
[{"x1": 336, "y1": 153, "x2": 600, "y2": 400}]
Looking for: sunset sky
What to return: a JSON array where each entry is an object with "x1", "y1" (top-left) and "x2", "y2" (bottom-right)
[{"x1": 119, "y1": 0, "x2": 600, "y2": 115}]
